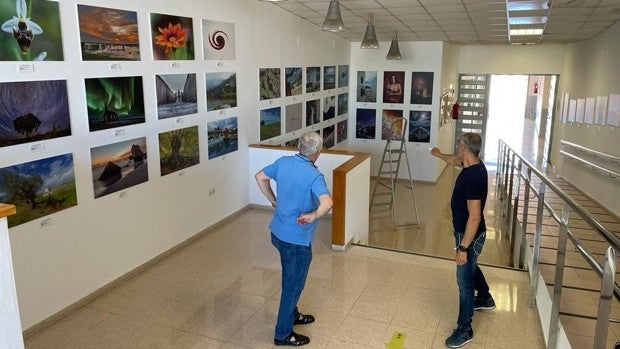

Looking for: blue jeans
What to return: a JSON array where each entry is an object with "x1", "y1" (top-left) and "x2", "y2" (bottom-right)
[
  {"x1": 271, "y1": 233, "x2": 312, "y2": 339},
  {"x1": 454, "y1": 231, "x2": 489, "y2": 328}
]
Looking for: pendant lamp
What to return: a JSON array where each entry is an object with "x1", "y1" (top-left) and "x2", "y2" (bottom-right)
[
  {"x1": 386, "y1": 31, "x2": 402, "y2": 60},
  {"x1": 360, "y1": 13, "x2": 379, "y2": 49},
  {"x1": 322, "y1": 0, "x2": 344, "y2": 32}
]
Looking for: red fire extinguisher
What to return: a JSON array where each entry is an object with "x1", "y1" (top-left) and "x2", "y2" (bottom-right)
[
  {"x1": 452, "y1": 102, "x2": 459, "y2": 119},
  {"x1": 534, "y1": 82, "x2": 538, "y2": 94}
]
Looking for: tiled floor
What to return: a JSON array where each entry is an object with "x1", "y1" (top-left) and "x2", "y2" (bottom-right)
[{"x1": 24, "y1": 207, "x2": 546, "y2": 348}]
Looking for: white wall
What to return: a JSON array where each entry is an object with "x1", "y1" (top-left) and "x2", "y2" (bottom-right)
[
  {"x1": 458, "y1": 44, "x2": 565, "y2": 74},
  {"x1": 0, "y1": 215, "x2": 24, "y2": 348},
  {"x1": 1, "y1": 0, "x2": 349, "y2": 329},
  {"x1": 552, "y1": 21, "x2": 620, "y2": 214},
  {"x1": 347, "y1": 41, "x2": 445, "y2": 182}
]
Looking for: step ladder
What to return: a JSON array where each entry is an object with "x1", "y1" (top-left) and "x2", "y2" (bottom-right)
[{"x1": 369, "y1": 118, "x2": 420, "y2": 227}]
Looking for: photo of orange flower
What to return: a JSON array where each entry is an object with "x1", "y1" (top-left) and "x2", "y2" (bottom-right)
[{"x1": 150, "y1": 13, "x2": 194, "y2": 60}]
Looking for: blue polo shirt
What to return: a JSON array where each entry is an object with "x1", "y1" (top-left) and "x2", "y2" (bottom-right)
[{"x1": 263, "y1": 154, "x2": 330, "y2": 246}]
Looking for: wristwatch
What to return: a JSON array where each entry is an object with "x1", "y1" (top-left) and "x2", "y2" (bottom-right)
[{"x1": 457, "y1": 245, "x2": 469, "y2": 252}]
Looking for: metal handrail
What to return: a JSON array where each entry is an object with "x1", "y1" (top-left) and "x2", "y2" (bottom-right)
[
  {"x1": 560, "y1": 140, "x2": 620, "y2": 163},
  {"x1": 559, "y1": 150, "x2": 620, "y2": 179}
]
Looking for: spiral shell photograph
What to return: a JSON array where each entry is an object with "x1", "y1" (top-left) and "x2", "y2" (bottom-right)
[{"x1": 202, "y1": 19, "x2": 235, "y2": 60}]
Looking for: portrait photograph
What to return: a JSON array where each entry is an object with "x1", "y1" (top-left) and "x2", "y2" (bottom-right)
[
  {"x1": 259, "y1": 68, "x2": 281, "y2": 100},
  {"x1": 206, "y1": 72, "x2": 237, "y2": 111},
  {"x1": 0, "y1": 80, "x2": 71, "y2": 148},
  {"x1": 356, "y1": 108, "x2": 376, "y2": 139},
  {"x1": 285, "y1": 67, "x2": 302, "y2": 97},
  {"x1": 357, "y1": 71, "x2": 377, "y2": 103},
  {"x1": 0, "y1": 0, "x2": 63, "y2": 61},
  {"x1": 306, "y1": 67, "x2": 321, "y2": 93},
  {"x1": 383, "y1": 71, "x2": 405, "y2": 104},
  {"x1": 85, "y1": 76, "x2": 145, "y2": 132},
  {"x1": 156, "y1": 73, "x2": 198, "y2": 119},
  {"x1": 150, "y1": 13, "x2": 194, "y2": 60},
  {"x1": 0, "y1": 153, "x2": 77, "y2": 228},
  {"x1": 207, "y1": 117, "x2": 238, "y2": 159},
  {"x1": 260, "y1": 107, "x2": 281, "y2": 141},
  {"x1": 202, "y1": 19, "x2": 235, "y2": 60},
  {"x1": 411, "y1": 72, "x2": 434, "y2": 105},
  {"x1": 409, "y1": 110, "x2": 431, "y2": 143},
  {"x1": 382, "y1": 109, "x2": 404, "y2": 140},
  {"x1": 159, "y1": 126, "x2": 199, "y2": 176},
  {"x1": 90, "y1": 137, "x2": 148, "y2": 199},
  {"x1": 78, "y1": 5, "x2": 140, "y2": 61}
]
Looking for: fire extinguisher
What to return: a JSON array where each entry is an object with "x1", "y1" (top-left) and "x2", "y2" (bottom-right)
[
  {"x1": 452, "y1": 102, "x2": 459, "y2": 119},
  {"x1": 534, "y1": 82, "x2": 538, "y2": 94}
]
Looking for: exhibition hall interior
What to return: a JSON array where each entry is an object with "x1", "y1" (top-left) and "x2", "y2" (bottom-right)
[{"x1": 0, "y1": 0, "x2": 619, "y2": 348}]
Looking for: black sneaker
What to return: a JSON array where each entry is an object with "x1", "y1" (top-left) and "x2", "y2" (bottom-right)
[
  {"x1": 445, "y1": 326, "x2": 473, "y2": 348},
  {"x1": 473, "y1": 295, "x2": 496, "y2": 311}
]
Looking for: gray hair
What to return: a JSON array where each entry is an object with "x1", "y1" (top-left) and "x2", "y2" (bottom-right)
[
  {"x1": 458, "y1": 132, "x2": 482, "y2": 157},
  {"x1": 299, "y1": 132, "x2": 323, "y2": 157}
]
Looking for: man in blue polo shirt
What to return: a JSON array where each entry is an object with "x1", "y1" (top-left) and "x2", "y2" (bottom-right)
[{"x1": 255, "y1": 131, "x2": 333, "y2": 347}]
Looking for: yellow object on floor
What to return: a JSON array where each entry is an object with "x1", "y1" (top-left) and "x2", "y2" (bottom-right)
[{"x1": 385, "y1": 331, "x2": 406, "y2": 349}]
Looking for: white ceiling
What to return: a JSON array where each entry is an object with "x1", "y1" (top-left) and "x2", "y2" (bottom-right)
[{"x1": 268, "y1": 0, "x2": 620, "y2": 44}]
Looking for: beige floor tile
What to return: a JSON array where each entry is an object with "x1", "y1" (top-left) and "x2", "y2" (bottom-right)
[{"x1": 333, "y1": 315, "x2": 391, "y2": 348}]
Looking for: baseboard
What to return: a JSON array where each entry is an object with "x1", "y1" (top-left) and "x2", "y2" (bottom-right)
[{"x1": 22, "y1": 206, "x2": 250, "y2": 340}]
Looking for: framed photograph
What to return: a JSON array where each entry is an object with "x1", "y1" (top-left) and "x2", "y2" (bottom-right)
[
  {"x1": 285, "y1": 103, "x2": 302, "y2": 133},
  {"x1": 306, "y1": 67, "x2": 321, "y2": 93},
  {"x1": 306, "y1": 99, "x2": 320, "y2": 126},
  {"x1": 411, "y1": 72, "x2": 434, "y2": 105},
  {"x1": 323, "y1": 125, "x2": 335, "y2": 149},
  {"x1": 202, "y1": 19, "x2": 235, "y2": 60},
  {"x1": 90, "y1": 137, "x2": 148, "y2": 199},
  {"x1": 356, "y1": 108, "x2": 376, "y2": 139},
  {"x1": 382, "y1": 109, "x2": 404, "y2": 140},
  {"x1": 0, "y1": 80, "x2": 71, "y2": 148},
  {"x1": 338, "y1": 93, "x2": 348, "y2": 116},
  {"x1": 383, "y1": 71, "x2": 404, "y2": 104},
  {"x1": 206, "y1": 72, "x2": 237, "y2": 111},
  {"x1": 323, "y1": 96, "x2": 335, "y2": 121},
  {"x1": 323, "y1": 66, "x2": 336, "y2": 90},
  {"x1": 0, "y1": 0, "x2": 63, "y2": 61},
  {"x1": 85, "y1": 76, "x2": 145, "y2": 132},
  {"x1": 156, "y1": 73, "x2": 198, "y2": 119},
  {"x1": 207, "y1": 117, "x2": 238, "y2": 159},
  {"x1": 259, "y1": 68, "x2": 281, "y2": 100},
  {"x1": 337, "y1": 119, "x2": 348, "y2": 143},
  {"x1": 260, "y1": 107, "x2": 281, "y2": 141},
  {"x1": 285, "y1": 67, "x2": 302, "y2": 96},
  {"x1": 338, "y1": 65, "x2": 349, "y2": 88},
  {"x1": 159, "y1": 126, "x2": 199, "y2": 175},
  {"x1": 357, "y1": 71, "x2": 377, "y2": 103},
  {"x1": 78, "y1": 5, "x2": 140, "y2": 61},
  {"x1": 409, "y1": 110, "x2": 431, "y2": 143},
  {"x1": 0, "y1": 153, "x2": 77, "y2": 228},
  {"x1": 150, "y1": 13, "x2": 194, "y2": 60}
]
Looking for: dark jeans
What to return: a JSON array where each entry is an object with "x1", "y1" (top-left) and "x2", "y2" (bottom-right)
[
  {"x1": 271, "y1": 233, "x2": 312, "y2": 339},
  {"x1": 454, "y1": 231, "x2": 490, "y2": 328}
]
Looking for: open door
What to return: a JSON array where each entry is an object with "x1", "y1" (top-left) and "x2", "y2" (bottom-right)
[{"x1": 455, "y1": 74, "x2": 490, "y2": 157}]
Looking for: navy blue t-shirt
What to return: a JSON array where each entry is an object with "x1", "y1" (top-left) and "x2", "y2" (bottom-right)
[{"x1": 450, "y1": 162, "x2": 487, "y2": 234}]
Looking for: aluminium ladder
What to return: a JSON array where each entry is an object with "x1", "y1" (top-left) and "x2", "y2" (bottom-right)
[{"x1": 369, "y1": 118, "x2": 420, "y2": 227}]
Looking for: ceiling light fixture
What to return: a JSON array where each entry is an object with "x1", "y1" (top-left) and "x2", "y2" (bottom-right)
[
  {"x1": 386, "y1": 31, "x2": 401, "y2": 60},
  {"x1": 322, "y1": 0, "x2": 344, "y2": 32},
  {"x1": 361, "y1": 13, "x2": 379, "y2": 49}
]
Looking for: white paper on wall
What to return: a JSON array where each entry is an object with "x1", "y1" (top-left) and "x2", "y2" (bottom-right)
[
  {"x1": 568, "y1": 99, "x2": 576, "y2": 123},
  {"x1": 584, "y1": 97, "x2": 595, "y2": 124},
  {"x1": 594, "y1": 96, "x2": 608, "y2": 125},
  {"x1": 575, "y1": 98, "x2": 585, "y2": 123},
  {"x1": 562, "y1": 92, "x2": 570, "y2": 124},
  {"x1": 607, "y1": 94, "x2": 620, "y2": 127}
]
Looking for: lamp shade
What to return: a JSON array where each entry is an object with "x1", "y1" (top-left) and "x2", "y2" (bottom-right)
[
  {"x1": 386, "y1": 32, "x2": 401, "y2": 60},
  {"x1": 360, "y1": 14, "x2": 379, "y2": 49},
  {"x1": 322, "y1": 0, "x2": 344, "y2": 32}
]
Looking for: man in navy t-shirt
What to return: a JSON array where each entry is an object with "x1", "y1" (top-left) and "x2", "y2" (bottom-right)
[
  {"x1": 255, "y1": 132, "x2": 333, "y2": 346},
  {"x1": 431, "y1": 132, "x2": 495, "y2": 348}
]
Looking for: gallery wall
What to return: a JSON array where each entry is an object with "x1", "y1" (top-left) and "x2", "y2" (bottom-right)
[
  {"x1": 0, "y1": 0, "x2": 349, "y2": 329},
  {"x1": 552, "y1": 21, "x2": 620, "y2": 214},
  {"x1": 345, "y1": 41, "x2": 449, "y2": 182}
]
